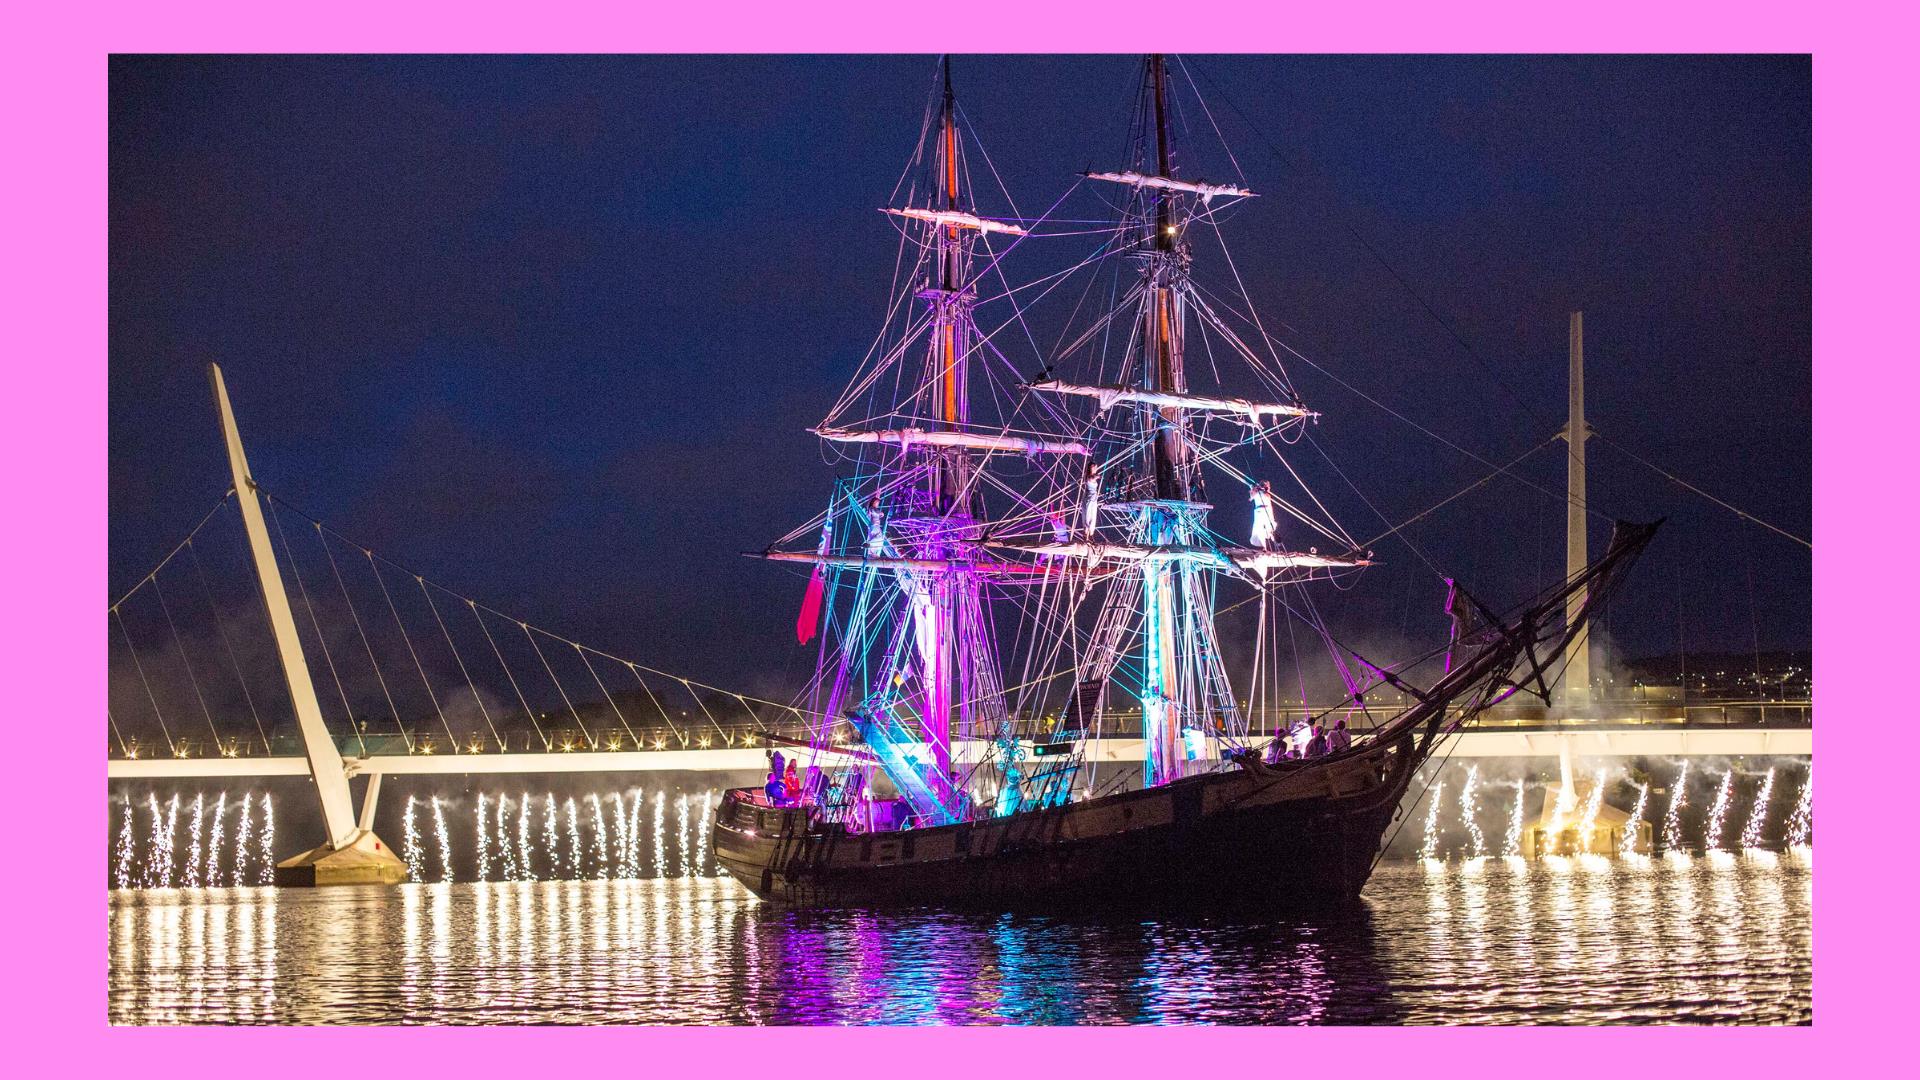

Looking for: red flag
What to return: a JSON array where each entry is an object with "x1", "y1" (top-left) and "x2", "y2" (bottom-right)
[{"x1": 796, "y1": 564, "x2": 826, "y2": 644}]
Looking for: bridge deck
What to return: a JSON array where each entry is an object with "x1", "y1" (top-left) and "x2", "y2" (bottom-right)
[{"x1": 107, "y1": 724, "x2": 1810, "y2": 779}]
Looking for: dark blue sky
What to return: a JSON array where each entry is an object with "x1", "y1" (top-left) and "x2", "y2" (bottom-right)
[{"x1": 110, "y1": 55, "x2": 1809, "y2": 696}]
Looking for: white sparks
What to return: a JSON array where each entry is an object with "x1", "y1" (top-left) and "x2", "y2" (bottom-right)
[
  {"x1": 257, "y1": 794, "x2": 274, "y2": 884},
  {"x1": 402, "y1": 795, "x2": 424, "y2": 882},
  {"x1": 1741, "y1": 767, "x2": 1776, "y2": 850},
  {"x1": 1704, "y1": 771, "x2": 1735, "y2": 852},
  {"x1": 233, "y1": 794, "x2": 254, "y2": 887},
  {"x1": 114, "y1": 800, "x2": 135, "y2": 890},
  {"x1": 1503, "y1": 780, "x2": 1526, "y2": 858},
  {"x1": 474, "y1": 793, "x2": 491, "y2": 881},
  {"x1": 1662, "y1": 761, "x2": 1690, "y2": 851},
  {"x1": 565, "y1": 796, "x2": 582, "y2": 879},
  {"x1": 1576, "y1": 768, "x2": 1607, "y2": 854},
  {"x1": 1421, "y1": 779, "x2": 1445, "y2": 862},
  {"x1": 1621, "y1": 781, "x2": 1650, "y2": 855},
  {"x1": 184, "y1": 793, "x2": 205, "y2": 889},
  {"x1": 1786, "y1": 768, "x2": 1812, "y2": 848},
  {"x1": 431, "y1": 795, "x2": 453, "y2": 883},
  {"x1": 1458, "y1": 767, "x2": 1485, "y2": 859},
  {"x1": 205, "y1": 792, "x2": 228, "y2": 886}
]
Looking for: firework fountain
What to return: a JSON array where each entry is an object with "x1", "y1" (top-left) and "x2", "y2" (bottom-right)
[
  {"x1": 565, "y1": 796, "x2": 582, "y2": 878},
  {"x1": 610, "y1": 792, "x2": 630, "y2": 877},
  {"x1": 1786, "y1": 768, "x2": 1812, "y2": 848},
  {"x1": 1420, "y1": 780, "x2": 1445, "y2": 862},
  {"x1": 677, "y1": 793, "x2": 693, "y2": 876},
  {"x1": 589, "y1": 793, "x2": 609, "y2": 878},
  {"x1": 652, "y1": 791, "x2": 667, "y2": 878},
  {"x1": 1458, "y1": 766, "x2": 1485, "y2": 859},
  {"x1": 1502, "y1": 781, "x2": 1526, "y2": 858},
  {"x1": 1703, "y1": 771, "x2": 1735, "y2": 852},
  {"x1": 627, "y1": 791, "x2": 644, "y2": 878},
  {"x1": 233, "y1": 793, "x2": 253, "y2": 886},
  {"x1": 1741, "y1": 767, "x2": 1776, "y2": 850},
  {"x1": 184, "y1": 793, "x2": 205, "y2": 889},
  {"x1": 1621, "y1": 781, "x2": 1650, "y2": 856},
  {"x1": 697, "y1": 791, "x2": 716, "y2": 875},
  {"x1": 1662, "y1": 761, "x2": 1689, "y2": 852},
  {"x1": 114, "y1": 800, "x2": 134, "y2": 890},
  {"x1": 402, "y1": 795, "x2": 423, "y2": 882},
  {"x1": 474, "y1": 793, "x2": 491, "y2": 881},
  {"x1": 258, "y1": 794, "x2": 274, "y2": 884},
  {"x1": 542, "y1": 793, "x2": 560, "y2": 874},
  {"x1": 205, "y1": 792, "x2": 227, "y2": 886},
  {"x1": 516, "y1": 791, "x2": 533, "y2": 881},
  {"x1": 431, "y1": 795, "x2": 453, "y2": 883},
  {"x1": 1576, "y1": 768, "x2": 1607, "y2": 854}
]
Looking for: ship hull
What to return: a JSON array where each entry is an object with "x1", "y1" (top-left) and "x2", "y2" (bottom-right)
[{"x1": 712, "y1": 730, "x2": 1422, "y2": 911}]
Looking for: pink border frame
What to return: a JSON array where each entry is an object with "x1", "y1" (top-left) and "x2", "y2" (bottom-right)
[{"x1": 14, "y1": 0, "x2": 1898, "y2": 1066}]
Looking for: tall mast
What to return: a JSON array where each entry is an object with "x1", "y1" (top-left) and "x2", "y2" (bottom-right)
[{"x1": 1564, "y1": 311, "x2": 1592, "y2": 707}]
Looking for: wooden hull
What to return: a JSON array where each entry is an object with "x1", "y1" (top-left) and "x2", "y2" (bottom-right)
[{"x1": 712, "y1": 731, "x2": 1421, "y2": 911}]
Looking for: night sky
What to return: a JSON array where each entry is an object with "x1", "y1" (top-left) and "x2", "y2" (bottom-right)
[{"x1": 109, "y1": 55, "x2": 1810, "y2": 699}]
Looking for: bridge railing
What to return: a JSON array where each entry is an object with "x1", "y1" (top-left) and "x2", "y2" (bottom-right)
[{"x1": 110, "y1": 697, "x2": 1811, "y2": 760}]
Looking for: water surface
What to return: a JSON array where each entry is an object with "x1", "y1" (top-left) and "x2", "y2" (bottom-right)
[{"x1": 108, "y1": 852, "x2": 1811, "y2": 1025}]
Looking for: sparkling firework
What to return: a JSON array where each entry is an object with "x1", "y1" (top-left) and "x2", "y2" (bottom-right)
[
  {"x1": 565, "y1": 796, "x2": 582, "y2": 878},
  {"x1": 697, "y1": 791, "x2": 716, "y2": 876},
  {"x1": 1741, "y1": 767, "x2": 1776, "y2": 850},
  {"x1": 143, "y1": 793, "x2": 165, "y2": 888},
  {"x1": 1576, "y1": 768, "x2": 1607, "y2": 854},
  {"x1": 258, "y1": 794, "x2": 274, "y2": 884},
  {"x1": 402, "y1": 795, "x2": 423, "y2": 882},
  {"x1": 1458, "y1": 767, "x2": 1485, "y2": 859},
  {"x1": 1621, "y1": 782, "x2": 1650, "y2": 855},
  {"x1": 1420, "y1": 780, "x2": 1445, "y2": 861},
  {"x1": 184, "y1": 793, "x2": 205, "y2": 889},
  {"x1": 233, "y1": 793, "x2": 254, "y2": 886},
  {"x1": 542, "y1": 793, "x2": 560, "y2": 875},
  {"x1": 159, "y1": 793, "x2": 180, "y2": 888},
  {"x1": 114, "y1": 800, "x2": 134, "y2": 890},
  {"x1": 1703, "y1": 771, "x2": 1735, "y2": 851},
  {"x1": 1786, "y1": 768, "x2": 1812, "y2": 848},
  {"x1": 1662, "y1": 761, "x2": 1690, "y2": 851},
  {"x1": 651, "y1": 791, "x2": 667, "y2": 878},
  {"x1": 515, "y1": 791, "x2": 533, "y2": 881},
  {"x1": 494, "y1": 792, "x2": 515, "y2": 881},
  {"x1": 589, "y1": 792, "x2": 610, "y2": 878},
  {"x1": 610, "y1": 792, "x2": 630, "y2": 878},
  {"x1": 474, "y1": 793, "x2": 491, "y2": 881},
  {"x1": 677, "y1": 793, "x2": 692, "y2": 877},
  {"x1": 205, "y1": 792, "x2": 228, "y2": 886},
  {"x1": 627, "y1": 790, "x2": 644, "y2": 878},
  {"x1": 1502, "y1": 781, "x2": 1526, "y2": 857},
  {"x1": 431, "y1": 795, "x2": 453, "y2": 882}
]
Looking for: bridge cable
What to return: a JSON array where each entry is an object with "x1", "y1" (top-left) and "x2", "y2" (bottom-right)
[
  {"x1": 571, "y1": 643, "x2": 640, "y2": 751},
  {"x1": 107, "y1": 705, "x2": 129, "y2": 758},
  {"x1": 469, "y1": 603, "x2": 545, "y2": 750},
  {"x1": 112, "y1": 604, "x2": 175, "y2": 755},
  {"x1": 264, "y1": 496, "x2": 367, "y2": 756},
  {"x1": 522, "y1": 624, "x2": 585, "y2": 748},
  {"x1": 622, "y1": 662, "x2": 684, "y2": 745},
  {"x1": 188, "y1": 538, "x2": 270, "y2": 748},
  {"x1": 314, "y1": 521, "x2": 410, "y2": 751},
  {"x1": 150, "y1": 572, "x2": 223, "y2": 748},
  {"x1": 1593, "y1": 434, "x2": 1810, "y2": 550},
  {"x1": 418, "y1": 577, "x2": 505, "y2": 752},
  {"x1": 364, "y1": 546, "x2": 459, "y2": 751},
  {"x1": 683, "y1": 679, "x2": 735, "y2": 747}
]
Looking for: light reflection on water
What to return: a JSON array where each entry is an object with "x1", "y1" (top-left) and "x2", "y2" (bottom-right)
[{"x1": 108, "y1": 855, "x2": 1810, "y2": 1025}]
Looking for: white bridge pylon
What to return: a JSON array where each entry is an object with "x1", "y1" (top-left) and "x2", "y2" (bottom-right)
[{"x1": 210, "y1": 363, "x2": 359, "y2": 849}]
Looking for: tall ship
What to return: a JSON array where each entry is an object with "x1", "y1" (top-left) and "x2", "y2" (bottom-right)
[{"x1": 712, "y1": 56, "x2": 1655, "y2": 908}]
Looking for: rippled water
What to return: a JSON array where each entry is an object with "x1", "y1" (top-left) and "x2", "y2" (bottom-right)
[{"x1": 108, "y1": 852, "x2": 1810, "y2": 1025}]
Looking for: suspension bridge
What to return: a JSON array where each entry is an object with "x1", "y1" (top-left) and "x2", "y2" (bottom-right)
[{"x1": 107, "y1": 364, "x2": 1809, "y2": 885}]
